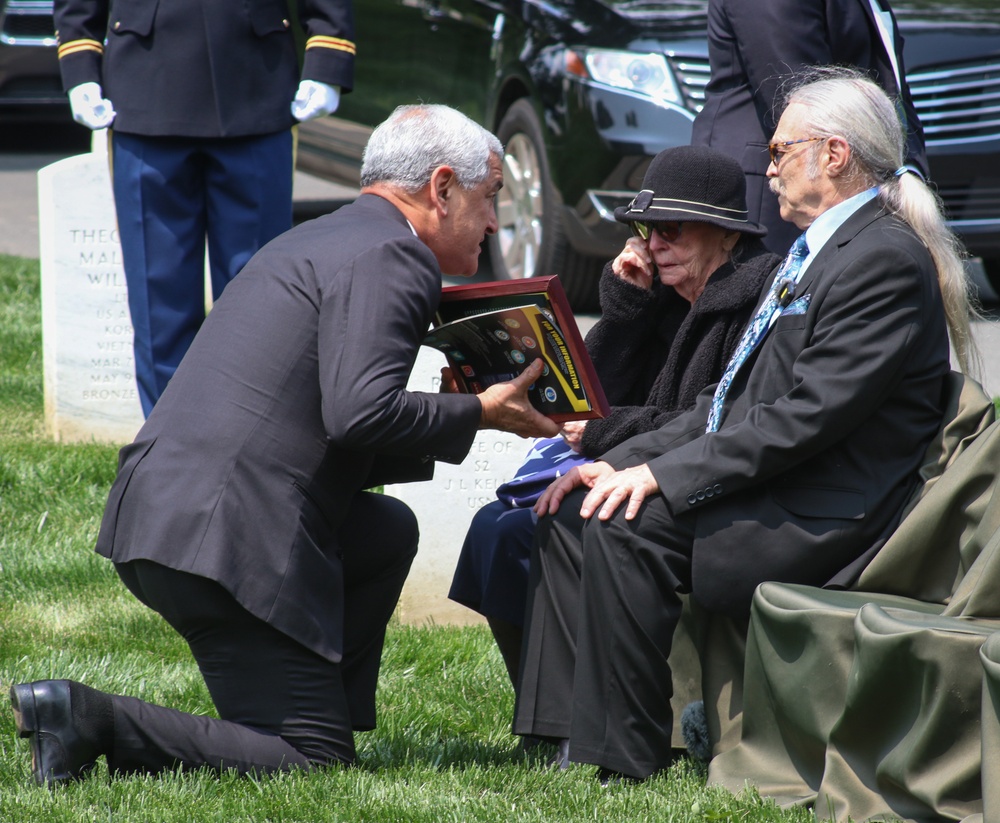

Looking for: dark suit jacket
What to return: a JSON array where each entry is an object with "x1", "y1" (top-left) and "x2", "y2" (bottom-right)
[
  {"x1": 690, "y1": 0, "x2": 928, "y2": 253},
  {"x1": 602, "y1": 199, "x2": 950, "y2": 616},
  {"x1": 95, "y1": 194, "x2": 483, "y2": 661},
  {"x1": 54, "y1": 0, "x2": 354, "y2": 137}
]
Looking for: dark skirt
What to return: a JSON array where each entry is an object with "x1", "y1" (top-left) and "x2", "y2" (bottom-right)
[{"x1": 448, "y1": 499, "x2": 537, "y2": 626}]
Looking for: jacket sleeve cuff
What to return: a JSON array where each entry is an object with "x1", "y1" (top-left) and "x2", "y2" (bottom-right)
[
  {"x1": 302, "y1": 37, "x2": 355, "y2": 92},
  {"x1": 598, "y1": 263, "x2": 660, "y2": 325},
  {"x1": 57, "y1": 45, "x2": 104, "y2": 92}
]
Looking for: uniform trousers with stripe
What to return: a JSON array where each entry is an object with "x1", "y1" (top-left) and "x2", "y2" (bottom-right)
[
  {"x1": 111, "y1": 129, "x2": 294, "y2": 416},
  {"x1": 513, "y1": 487, "x2": 697, "y2": 779}
]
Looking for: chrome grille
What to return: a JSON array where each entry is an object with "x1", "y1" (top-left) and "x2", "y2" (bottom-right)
[
  {"x1": 1, "y1": 1, "x2": 56, "y2": 47},
  {"x1": 937, "y1": 182, "x2": 1000, "y2": 225},
  {"x1": 908, "y1": 60, "x2": 1000, "y2": 146},
  {"x1": 668, "y1": 54, "x2": 710, "y2": 113}
]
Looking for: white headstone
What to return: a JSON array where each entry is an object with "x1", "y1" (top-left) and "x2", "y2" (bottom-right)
[
  {"x1": 38, "y1": 134, "x2": 144, "y2": 443},
  {"x1": 387, "y1": 346, "x2": 534, "y2": 626}
]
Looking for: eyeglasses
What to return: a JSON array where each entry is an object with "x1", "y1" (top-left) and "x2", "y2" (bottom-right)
[
  {"x1": 631, "y1": 221, "x2": 684, "y2": 243},
  {"x1": 768, "y1": 136, "x2": 825, "y2": 167}
]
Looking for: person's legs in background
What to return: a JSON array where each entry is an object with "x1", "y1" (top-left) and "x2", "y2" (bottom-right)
[
  {"x1": 112, "y1": 133, "x2": 208, "y2": 416},
  {"x1": 203, "y1": 130, "x2": 294, "y2": 301},
  {"x1": 112, "y1": 130, "x2": 294, "y2": 417}
]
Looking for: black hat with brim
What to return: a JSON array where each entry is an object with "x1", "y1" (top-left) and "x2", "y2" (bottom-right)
[{"x1": 614, "y1": 145, "x2": 768, "y2": 237}]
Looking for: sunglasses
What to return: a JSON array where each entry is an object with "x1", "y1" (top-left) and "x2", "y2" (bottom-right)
[
  {"x1": 631, "y1": 221, "x2": 684, "y2": 243},
  {"x1": 768, "y1": 136, "x2": 825, "y2": 167}
]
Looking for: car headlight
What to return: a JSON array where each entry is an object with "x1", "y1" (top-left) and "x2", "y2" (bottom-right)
[{"x1": 567, "y1": 48, "x2": 682, "y2": 106}]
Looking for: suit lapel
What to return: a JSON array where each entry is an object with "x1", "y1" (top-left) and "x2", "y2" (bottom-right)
[{"x1": 794, "y1": 198, "x2": 888, "y2": 298}]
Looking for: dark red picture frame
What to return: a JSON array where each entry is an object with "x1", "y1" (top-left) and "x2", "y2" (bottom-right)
[{"x1": 434, "y1": 276, "x2": 610, "y2": 422}]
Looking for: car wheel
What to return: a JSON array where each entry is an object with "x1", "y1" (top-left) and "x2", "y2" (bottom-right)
[{"x1": 489, "y1": 99, "x2": 601, "y2": 311}]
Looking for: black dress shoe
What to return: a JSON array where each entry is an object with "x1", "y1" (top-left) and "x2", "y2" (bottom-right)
[
  {"x1": 546, "y1": 738, "x2": 570, "y2": 770},
  {"x1": 10, "y1": 680, "x2": 101, "y2": 786}
]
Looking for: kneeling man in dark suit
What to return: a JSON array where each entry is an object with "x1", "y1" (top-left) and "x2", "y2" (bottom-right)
[
  {"x1": 513, "y1": 67, "x2": 980, "y2": 783},
  {"x1": 11, "y1": 104, "x2": 559, "y2": 784}
]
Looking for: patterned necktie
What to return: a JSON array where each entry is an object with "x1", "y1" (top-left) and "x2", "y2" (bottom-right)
[{"x1": 706, "y1": 234, "x2": 809, "y2": 433}]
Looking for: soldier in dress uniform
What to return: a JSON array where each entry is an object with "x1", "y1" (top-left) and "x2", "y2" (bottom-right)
[{"x1": 53, "y1": 0, "x2": 355, "y2": 416}]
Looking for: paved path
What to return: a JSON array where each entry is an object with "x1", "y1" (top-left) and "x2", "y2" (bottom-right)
[{"x1": 2, "y1": 123, "x2": 997, "y2": 397}]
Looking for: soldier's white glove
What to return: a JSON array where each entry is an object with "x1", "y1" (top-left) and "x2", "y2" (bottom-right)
[
  {"x1": 291, "y1": 80, "x2": 341, "y2": 122},
  {"x1": 68, "y1": 82, "x2": 117, "y2": 130}
]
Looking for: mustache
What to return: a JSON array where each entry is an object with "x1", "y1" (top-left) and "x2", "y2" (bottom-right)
[{"x1": 769, "y1": 177, "x2": 782, "y2": 196}]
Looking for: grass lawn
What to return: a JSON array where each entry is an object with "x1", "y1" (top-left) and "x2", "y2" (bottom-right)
[{"x1": 0, "y1": 253, "x2": 818, "y2": 821}]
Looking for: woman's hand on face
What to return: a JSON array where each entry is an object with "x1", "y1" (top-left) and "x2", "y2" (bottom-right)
[
  {"x1": 559, "y1": 420, "x2": 587, "y2": 453},
  {"x1": 611, "y1": 237, "x2": 655, "y2": 290}
]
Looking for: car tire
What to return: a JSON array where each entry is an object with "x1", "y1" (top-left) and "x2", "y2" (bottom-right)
[{"x1": 489, "y1": 99, "x2": 601, "y2": 311}]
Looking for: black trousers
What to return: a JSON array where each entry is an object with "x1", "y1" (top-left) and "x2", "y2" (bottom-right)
[
  {"x1": 109, "y1": 491, "x2": 417, "y2": 776},
  {"x1": 512, "y1": 488, "x2": 696, "y2": 779}
]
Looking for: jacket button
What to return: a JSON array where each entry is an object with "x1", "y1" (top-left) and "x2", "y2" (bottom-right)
[
  {"x1": 114, "y1": 20, "x2": 121, "y2": 29},
  {"x1": 696, "y1": 490, "x2": 706, "y2": 501},
  {"x1": 687, "y1": 494, "x2": 698, "y2": 505},
  {"x1": 283, "y1": 18, "x2": 290, "y2": 27},
  {"x1": 714, "y1": 483, "x2": 723, "y2": 494},
  {"x1": 705, "y1": 487, "x2": 714, "y2": 498}
]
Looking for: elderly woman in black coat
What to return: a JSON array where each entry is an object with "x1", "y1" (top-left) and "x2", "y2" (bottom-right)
[{"x1": 449, "y1": 145, "x2": 781, "y2": 688}]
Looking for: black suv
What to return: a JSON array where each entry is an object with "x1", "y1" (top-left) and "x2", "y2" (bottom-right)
[{"x1": 296, "y1": 0, "x2": 1000, "y2": 308}]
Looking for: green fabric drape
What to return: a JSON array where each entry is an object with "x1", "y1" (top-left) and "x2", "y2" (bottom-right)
[
  {"x1": 979, "y1": 633, "x2": 1000, "y2": 823},
  {"x1": 707, "y1": 372, "x2": 1000, "y2": 821},
  {"x1": 818, "y1": 605, "x2": 994, "y2": 821}
]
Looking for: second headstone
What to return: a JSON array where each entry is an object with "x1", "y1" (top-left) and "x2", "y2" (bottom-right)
[{"x1": 38, "y1": 140, "x2": 144, "y2": 443}]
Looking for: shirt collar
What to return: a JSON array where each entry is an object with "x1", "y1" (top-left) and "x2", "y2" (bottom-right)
[{"x1": 802, "y1": 187, "x2": 878, "y2": 270}]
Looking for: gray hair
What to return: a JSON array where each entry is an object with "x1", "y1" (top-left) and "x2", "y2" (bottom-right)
[
  {"x1": 360, "y1": 104, "x2": 503, "y2": 192},
  {"x1": 784, "y1": 67, "x2": 981, "y2": 376}
]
